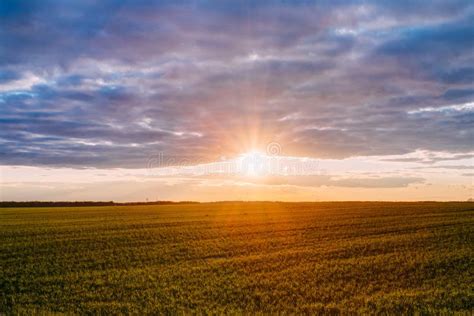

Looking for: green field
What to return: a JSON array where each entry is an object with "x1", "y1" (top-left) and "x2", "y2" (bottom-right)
[{"x1": 1, "y1": 202, "x2": 473, "y2": 314}]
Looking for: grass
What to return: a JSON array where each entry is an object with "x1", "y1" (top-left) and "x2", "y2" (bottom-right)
[{"x1": 0, "y1": 202, "x2": 473, "y2": 314}]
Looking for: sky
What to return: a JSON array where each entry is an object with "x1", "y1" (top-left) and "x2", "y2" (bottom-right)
[{"x1": 0, "y1": 0, "x2": 473, "y2": 201}]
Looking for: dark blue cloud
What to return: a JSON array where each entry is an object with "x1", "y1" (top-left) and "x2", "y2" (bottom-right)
[
  {"x1": 0, "y1": 0, "x2": 38, "y2": 21},
  {"x1": 0, "y1": 70, "x2": 21, "y2": 83},
  {"x1": 56, "y1": 74, "x2": 84, "y2": 87},
  {"x1": 442, "y1": 89, "x2": 474, "y2": 101},
  {"x1": 435, "y1": 67, "x2": 474, "y2": 84},
  {"x1": 377, "y1": 16, "x2": 474, "y2": 58}
]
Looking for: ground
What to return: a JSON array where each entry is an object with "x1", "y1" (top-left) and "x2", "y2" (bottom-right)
[{"x1": 0, "y1": 202, "x2": 473, "y2": 314}]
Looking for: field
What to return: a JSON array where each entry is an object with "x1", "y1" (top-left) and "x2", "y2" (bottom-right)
[{"x1": 1, "y1": 202, "x2": 473, "y2": 314}]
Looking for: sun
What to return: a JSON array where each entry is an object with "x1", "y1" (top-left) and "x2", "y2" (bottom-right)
[{"x1": 238, "y1": 150, "x2": 268, "y2": 177}]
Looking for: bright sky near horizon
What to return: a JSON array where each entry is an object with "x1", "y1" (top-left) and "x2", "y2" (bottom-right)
[{"x1": 0, "y1": 1, "x2": 473, "y2": 201}]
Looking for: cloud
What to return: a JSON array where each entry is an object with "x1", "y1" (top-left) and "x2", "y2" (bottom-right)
[
  {"x1": 408, "y1": 101, "x2": 474, "y2": 114},
  {"x1": 381, "y1": 152, "x2": 474, "y2": 164},
  {"x1": 329, "y1": 176, "x2": 424, "y2": 188},
  {"x1": 243, "y1": 175, "x2": 424, "y2": 188},
  {"x1": 0, "y1": 70, "x2": 21, "y2": 83},
  {"x1": 421, "y1": 165, "x2": 473, "y2": 170},
  {"x1": 161, "y1": 169, "x2": 425, "y2": 189},
  {"x1": 0, "y1": 0, "x2": 473, "y2": 167}
]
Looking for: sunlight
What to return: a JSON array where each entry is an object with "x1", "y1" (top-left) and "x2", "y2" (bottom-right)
[
  {"x1": 239, "y1": 150, "x2": 268, "y2": 177},
  {"x1": 239, "y1": 150, "x2": 266, "y2": 159}
]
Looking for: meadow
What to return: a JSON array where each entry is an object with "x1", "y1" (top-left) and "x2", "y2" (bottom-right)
[{"x1": 0, "y1": 202, "x2": 473, "y2": 314}]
